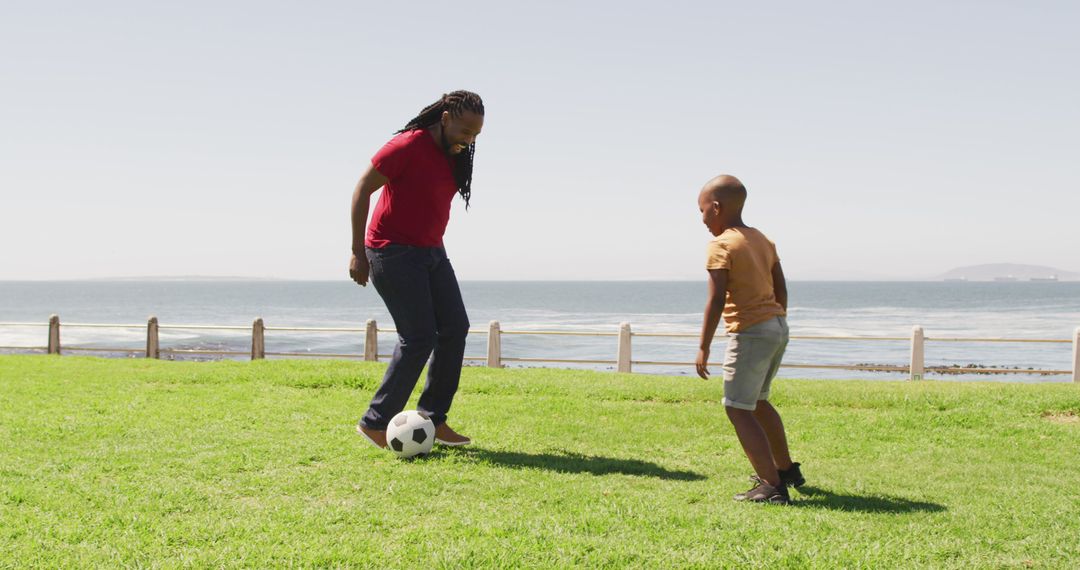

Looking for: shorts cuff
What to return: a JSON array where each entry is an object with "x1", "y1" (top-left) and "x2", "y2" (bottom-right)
[{"x1": 722, "y1": 398, "x2": 757, "y2": 411}]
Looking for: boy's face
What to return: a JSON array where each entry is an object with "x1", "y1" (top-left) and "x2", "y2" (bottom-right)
[{"x1": 698, "y1": 192, "x2": 724, "y2": 236}]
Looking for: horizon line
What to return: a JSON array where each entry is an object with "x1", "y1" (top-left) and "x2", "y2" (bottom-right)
[{"x1": 2, "y1": 277, "x2": 1079, "y2": 283}]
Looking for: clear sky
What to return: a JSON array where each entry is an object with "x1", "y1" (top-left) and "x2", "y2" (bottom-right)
[{"x1": 2, "y1": 1, "x2": 1078, "y2": 280}]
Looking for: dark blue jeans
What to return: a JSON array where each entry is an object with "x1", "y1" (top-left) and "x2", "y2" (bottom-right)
[{"x1": 360, "y1": 245, "x2": 469, "y2": 430}]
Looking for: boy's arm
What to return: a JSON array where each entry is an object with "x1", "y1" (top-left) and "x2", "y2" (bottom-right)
[
  {"x1": 696, "y1": 268, "x2": 729, "y2": 379},
  {"x1": 772, "y1": 261, "x2": 788, "y2": 311}
]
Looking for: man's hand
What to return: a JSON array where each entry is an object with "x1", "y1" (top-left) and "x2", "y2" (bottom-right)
[
  {"x1": 696, "y1": 347, "x2": 710, "y2": 379},
  {"x1": 349, "y1": 254, "x2": 369, "y2": 287},
  {"x1": 348, "y1": 165, "x2": 387, "y2": 287}
]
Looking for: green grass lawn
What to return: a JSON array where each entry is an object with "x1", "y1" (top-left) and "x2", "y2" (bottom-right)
[{"x1": 1, "y1": 356, "x2": 1078, "y2": 569}]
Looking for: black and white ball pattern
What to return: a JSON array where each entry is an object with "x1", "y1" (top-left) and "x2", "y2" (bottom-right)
[{"x1": 386, "y1": 410, "x2": 435, "y2": 458}]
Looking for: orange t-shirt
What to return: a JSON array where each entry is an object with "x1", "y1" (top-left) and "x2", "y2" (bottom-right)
[{"x1": 705, "y1": 227, "x2": 786, "y2": 333}]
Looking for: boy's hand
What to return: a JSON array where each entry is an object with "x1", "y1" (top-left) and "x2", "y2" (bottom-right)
[
  {"x1": 697, "y1": 268, "x2": 727, "y2": 380},
  {"x1": 696, "y1": 347, "x2": 710, "y2": 379}
]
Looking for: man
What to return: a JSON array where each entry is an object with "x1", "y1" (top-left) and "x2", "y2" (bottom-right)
[{"x1": 349, "y1": 90, "x2": 484, "y2": 449}]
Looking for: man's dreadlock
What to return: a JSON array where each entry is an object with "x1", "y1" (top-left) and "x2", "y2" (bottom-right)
[{"x1": 397, "y1": 90, "x2": 484, "y2": 208}]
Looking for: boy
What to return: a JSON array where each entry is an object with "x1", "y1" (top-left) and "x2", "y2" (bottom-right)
[{"x1": 695, "y1": 174, "x2": 804, "y2": 504}]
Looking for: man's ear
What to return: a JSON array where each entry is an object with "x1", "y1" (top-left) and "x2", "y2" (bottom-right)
[{"x1": 441, "y1": 110, "x2": 450, "y2": 127}]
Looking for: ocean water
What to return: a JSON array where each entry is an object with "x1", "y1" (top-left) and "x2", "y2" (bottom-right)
[{"x1": 1, "y1": 281, "x2": 1078, "y2": 382}]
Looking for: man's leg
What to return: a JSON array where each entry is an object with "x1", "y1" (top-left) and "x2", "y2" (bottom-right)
[
  {"x1": 417, "y1": 249, "x2": 469, "y2": 427},
  {"x1": 726, "y1": 407, "x2": 781, "y2": 487},
  {"x1": 361, "y1": 247, "x2": 437, "y2": 431}
]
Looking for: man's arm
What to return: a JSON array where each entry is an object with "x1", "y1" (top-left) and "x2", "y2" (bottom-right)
[
  {"x1": 771, "y1": 261, "x2": 788, "y2": 311},
  {"x1": 696, "y1": 268, "x2": 729, "y2": 379},
  {"x1": 348, "y1": 165, "x2": 388, "y2": 287}
]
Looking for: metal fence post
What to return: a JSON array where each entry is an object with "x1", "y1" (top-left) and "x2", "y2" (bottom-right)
[
  {"x1": 1072, "y1": 327, "x2": 1080, "y2": 383},
  {"x1": 486, "y1": 320, "x2": 502, "y2": 368},
  {"x1": 47, "y1": 314, "x2": 60, "y2": 355},
  {"x1": 364, "y1": 319, "x2": 378, "y2": 361},
  {"x1": 617, "y1": 322, "x2": 632, "y2": 373},
  {"x1": 251, "y1": 318, "x2": 265, "y2": 360},
  {"x1": 146, "y1": 316, "x2": 159, "y2": 359},
  {"x1": 910, "y1": 325, "x2": 925, "y2": 381}
]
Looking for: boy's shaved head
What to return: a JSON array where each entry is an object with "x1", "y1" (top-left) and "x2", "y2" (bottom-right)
[
  {"x1": 700, "y1": 174, "x2": 747, "y2": 208},
  {"x1": 697, "y1": 174, "x2": 747, "y2": 236}
]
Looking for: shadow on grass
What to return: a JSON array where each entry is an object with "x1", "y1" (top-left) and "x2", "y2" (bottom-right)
[
  {"x1": 443, "y1": 448, "x2": 706, "y2": 481},
  {"x1": 792, "y1": 486, "x2": 945, "y2": 513}
]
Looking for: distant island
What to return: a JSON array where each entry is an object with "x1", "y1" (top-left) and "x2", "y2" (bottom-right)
[{"x1": 938, "y1": 264, "x2": 1079, "y2": 282}]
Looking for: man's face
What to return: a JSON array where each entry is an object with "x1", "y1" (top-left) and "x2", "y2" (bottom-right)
[
  {"x1": 698, "y1": 192, "x2": 723, "y2": 236},
  {"x1": 440, "y1": 110, "x2": 484, "y2": 155}
]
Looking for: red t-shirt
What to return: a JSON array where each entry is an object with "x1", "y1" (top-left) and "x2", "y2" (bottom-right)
[{"x1": 365, "y1": 129, "x2": 458, "y2": 248}]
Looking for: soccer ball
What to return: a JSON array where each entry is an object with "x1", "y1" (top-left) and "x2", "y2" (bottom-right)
[{"x1": 386, "y1": 410, "x2": 435, "y2": 459}]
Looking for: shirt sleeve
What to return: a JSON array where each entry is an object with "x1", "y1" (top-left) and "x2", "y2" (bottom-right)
[
  {"x1": 705, "y1": 238, "x2": 730, "y2": 270},
  {"x1": 370, "y1": 135, "x2": 410, "y2": 181}
]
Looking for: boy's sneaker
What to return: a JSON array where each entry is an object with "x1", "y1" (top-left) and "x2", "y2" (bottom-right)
[
  {"x1": 733, "y1": 476, "x2": 789, "y2": 504},
  {"x1": 779, "y1": 462, "x2": 805, "y2": 488}
]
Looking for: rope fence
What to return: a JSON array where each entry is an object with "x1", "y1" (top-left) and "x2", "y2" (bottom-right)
[{"x1": 1, "y1": 315, "x2": 1077, "y2": 382}]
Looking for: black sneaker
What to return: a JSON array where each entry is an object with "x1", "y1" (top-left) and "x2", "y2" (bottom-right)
[
  {"x1": 733, "y1": 476, "x2": 789, "y2": 504},
  {"x1": 779, "y1": 462, "x2": 805, "y2": 488}
]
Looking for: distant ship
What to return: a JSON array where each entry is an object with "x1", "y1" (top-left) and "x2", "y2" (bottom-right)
[
  {"x1": 993, "y1": 276, "x2": 1019, "y2": 282},
  {"x1": 1029, "y1": 275, "x2": 1059, "y2": 282},
  {"x1": 943, "y1": 277, "x2": 967, "y2": 282}
]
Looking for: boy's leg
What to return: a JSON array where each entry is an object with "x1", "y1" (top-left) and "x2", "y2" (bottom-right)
[
  {"x1": 752, "y1": 400, "x2": 792, "y2": 470},
  {"x1": 752, "y1": 316, "x2": 793, "y2": 469},
  {"x1": 722, "y1": 319, "x2": 787, "y2": 487},
  {"x1": 725, "y1": 406, "x2": 780, "y2": 486}
]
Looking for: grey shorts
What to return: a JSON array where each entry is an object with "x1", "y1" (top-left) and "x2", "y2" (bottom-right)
[{"x1": 722, "y1": 316, "x2": 789, "y2": 410}]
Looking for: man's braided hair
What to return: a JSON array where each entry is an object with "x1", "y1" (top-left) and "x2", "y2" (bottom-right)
[{"x1": 398, "y1": 90, "x2": 484, "y2": 208}]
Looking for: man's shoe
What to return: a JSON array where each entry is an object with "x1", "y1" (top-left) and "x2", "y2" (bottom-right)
[
  {"x1": 434, "y1": 423, "x2": 471, "y2": 447},
  {"x1": 356, "y1": 423, "x2": 387, "y2": 449},
  {"x1": 733, "y1": 476, "x2": 789, "y2": 504},
  {"x1": 779, "y1": 462, "x2": 805, "y2": 488}
]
